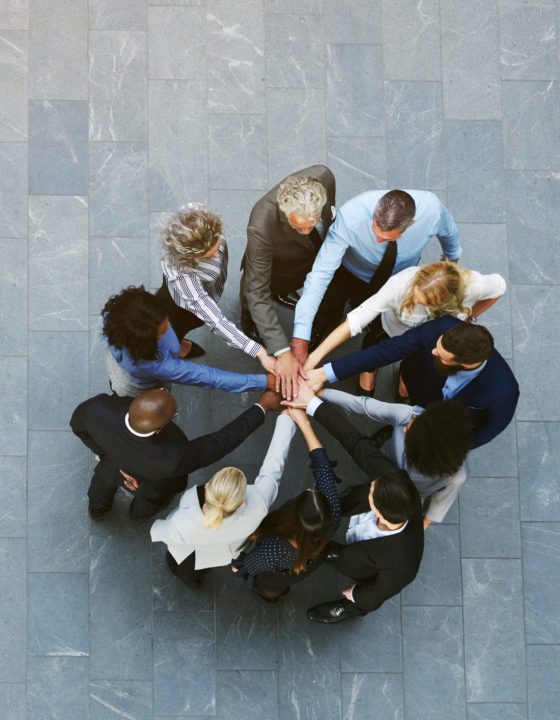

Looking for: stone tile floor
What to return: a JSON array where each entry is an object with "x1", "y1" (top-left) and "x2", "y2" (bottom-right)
[{"x1": 0, "y1": 1, "x2": 558, "y2": 718}]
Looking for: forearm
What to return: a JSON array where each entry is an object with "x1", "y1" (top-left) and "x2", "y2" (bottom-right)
[
  {"x1": 306, "y1": 320, "x2": 351, "y2": 369},
  {"x1": 166, "y1": 359, "x2": 267, "y2": 393},
  {"x1": 297, "y1": 417, "x2": 322, "y2": 452},
  {"x1": 470, "y1": 297, "x2": 499, "y2": 318}
]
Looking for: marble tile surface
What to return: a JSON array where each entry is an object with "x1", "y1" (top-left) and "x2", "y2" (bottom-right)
[
  {"x1": 467, "y1": 704, "x2": 527, "y2": 720},
  {"x1": 0, "y1": 238, "x2": 27, "y2": 355},
  {"x1": 522, "y1": 522, "x2": 560, "y2": 644},
  {"x1": 89, "y1": 0, "x2": 147, "y2": 30},
  {"x1": 209, "y1": 114, "x2": 267, "y2": 190},
  {"x1": 517, "y1": 421, "x2": 560, "y2": 521},
  {"x1": 327, "y1": 137, "x2": 387, "y2": 205},
  {"x1": 89, "y1": 31, "x2": 148, "y2": 141},
  {"x1": 90, "y1": 680, "x2": 153, "y2": 720},
  {"x1": 29, "y1": 195, "x2": 89, "y2": 331},
  {"x1": 0, "y1": 0, "x2": 28, "y2": 29},
  {"x1": 0, "y1": 356, "x2": 27, "y2": 455},
  {"x1": 265, "y1": 13, "x2": 324, "y2": 88},
  {"x1": 527, "y1": 644, "x2": 560, "y2": 720},
  {"x1": 0, "y1": 143, "x2": 27, "y2": 237},
  {"x1": 499, "y1": 4, "x2": 557, "y2": 80},
  {"x1": 216, "y1": 671, "x2": 278, "y2": 720},
  {"x1": 0, "y1": 684, "x2": 26, "y2": 720},
  {"x1": 89, "y1": 237, "x2": 150, "y2": 315},
  {"x1": 148, "y1": 6, "x2": 206, "y2": 79},
  {"x1": 0, "y1": 30, "x2": 28, "y2": 140},
  {"x1": 0, "y1": 538, "x2": 26, "y2": 681},
  {"x1": 27, "y1": 656, "x2": 89, "y2": 720},
  {"x1": 0, "y1": 456, "x2": 26, "y2": 537},
  {"x1": 324, "y1": 0, "x2": 382, "y2": 45}
]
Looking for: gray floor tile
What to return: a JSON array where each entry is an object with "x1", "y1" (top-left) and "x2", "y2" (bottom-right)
[
  {"x1": 0, "y1": 0, "x2": 28, "y2": 29},
  {"x1": 402, "y1": 523, "x2": 462, "y2": 606},
  {"x1": 402, "y1": 606, "x2": 466, "y2": 720},
  {"x1": 29, "y1": 195, "x2": 89, "y2": 331},
  {"x1": 512, "y1": 285, "x2": 560, "y2": 421},
  {"x1": 499, "y1": 4, "x2": 557, "y2": 80},
  {"x1": 89, "y1": 0, "x2": 147, "y2": 30},
  {"x1": 207, "y1": 0, "x2": 265, "y2": 115},
  {"x1": 0, "y1": 238, "x2": 27, "y2": 355},
  {"x1": 27, "y1": 656, "x2": 89, "y2": 720},
  {"x1": 459, "y1": 477, "x2": 521, "y2": 558},
  {"x1": 467, "y1": 704, "x2": 527, "y2": 720},
  {"x1": 0, "y1": 143, "x2": 27, "y2": 237},
  {"x1": 90, "y1": 533, "x2": 153, "y2": 680},
  {"x1": 324, "y1": 0, "x2": 382, "y2": 45},
  {"x1": 29, "y1": 0, "x2": 87, "y2": 100},
  {"x1": 153, "y1": 610, "x2": 215, "y2": 715},
  {"x1": 386, "y1": 81, "x2": 444, "y2": 190},
  {"x1": 148, "y1": 5, "x2": 205, "y2": 79},
  {"x1": 0, "y1": 538, "x2": 26, "y2": 681},
  {"x1": 29, "y1": 100, "x2": 88, "y2": 194},
  {"x1": 28, "y1": 572, "x2": 89, "y2": 657},
  {"x1": 89, "y1": 315, "x2": 111, "y2": 397},
  {"x1": 327, "y1": 137, "x2": 387, "y2": 206},
  {"x1": 89, "y1": 237, "x2": 150, "y2": 315},
  {"x1": 265, "y1": 13, "x2": 324, "y2": 88},
  {"x1": 29, "y1": 332, "x2": 89, "y2": 429},
  {"x1": 89, "y1": 31, "x2": 147, "y2": 142},
  {"x1": 0, "y1": 30, "x2": 27, "y2": 141},
  {"x1": 522, "y1": 522, "x2": 560, "y2": 644},
  {"x1": 462, "y1": 559, "x2": 526, "y2": 702},
  {"x1": 441, "y1": 0, "x2": 500, "y2": 120},
  {"x1": 265, "y1": 0, "x2": 322, "y2": 12},
  {"x1": 0, "y1": 456, "x2": 26, "y2": 537},
  {"x1": 28, "y1": 431, "x2": 89, "y2": 572},
  {"x1": 267, "y1": 87, "x2": 326, "y2": 182},
  {"x1": 503, "y1": 81, "x2": 560, "y2": 170},
  {"x1": 90, "y1": 680, "x2": 153, "y2": 720},
  {"x1": 382, "y1": 0, "x2": 441, "y2": 81},
  {"x1": 506, "y1": 170, "x2": 560, "y2": 284},
  {"x1": 0, "y1": 356, "x2": 26, "y2": 454},
  {"x1": 342, "y1": 673, "x2": 403, "y2": 720},
  {"x1": 90, "y1": 142, "x2": 148, "y2": 237},
  {"x1": 0, "y1": 684, "x2": 26, "y2": 720},
  {"x1": 217, "y1": 670, "x2": 278, "y2": 720},
  {"x1": 209, "y1": 114, "x2": 267, "y2": 191},
  {"x1": 326, "y1": 43, "x2": 384, "y2": 137},
  {"x1": 518, "y1": 422, "x2": 560, "y2": 521},
  {"x1": 149, "y1": 80, "x2": 207, "y2": 210},
  {"x1": 445, "y1": 121, "x2": 505, "y2": 222},
  {"x1": 527, "y1": 644, "x2": 560, "y2": 720}
]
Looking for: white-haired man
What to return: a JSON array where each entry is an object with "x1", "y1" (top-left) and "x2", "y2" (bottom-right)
[{"x1": 240, "y1": 165, "x2": 336, "y2": 400}]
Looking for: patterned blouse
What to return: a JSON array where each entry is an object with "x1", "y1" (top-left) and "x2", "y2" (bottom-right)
[
  {"x1": 233, "y1": 448, "x2": 341, "y2": 588},
  {"x1": 162, "y1": 237, "x2": 263, "y2": 357}
]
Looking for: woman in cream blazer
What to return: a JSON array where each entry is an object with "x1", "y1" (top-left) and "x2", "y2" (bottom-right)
[{"x1": 150, "y1": 413, "x2": 296, "y2": 586}]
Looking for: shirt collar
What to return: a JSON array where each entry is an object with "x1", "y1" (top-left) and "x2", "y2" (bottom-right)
[{"x1": 125, "y1": 413, "x2": 156, "y2": 437}]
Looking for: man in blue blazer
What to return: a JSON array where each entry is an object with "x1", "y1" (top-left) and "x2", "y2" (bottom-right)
[{"x1": 307, "y1": 316, "x2": 519, "y2": 449}]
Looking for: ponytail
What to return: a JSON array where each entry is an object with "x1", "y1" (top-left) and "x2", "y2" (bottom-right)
[{"x1": 202, "y1": 467, "x2": 247, "y2": 530}]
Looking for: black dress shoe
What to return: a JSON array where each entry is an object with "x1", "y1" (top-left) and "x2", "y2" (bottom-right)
[
  {"x1": 372, "y1": 425, "x2": 394, "y2": 448},
  {"x1": 240, "y1": 308, "x2": 263, "y2": 344},
  {"x1": 307, "y1": 599, "x2": 366, "y2": 624},
  {"x1": 273, "y1": 290, "x2": 300, "y2": 309}
]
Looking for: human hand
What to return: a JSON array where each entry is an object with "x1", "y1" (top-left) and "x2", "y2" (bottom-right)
[
  {"x1": 342, "y1": 586, "x2": 355, "y2": 602},
  {"x1": 306, "y1": 368, "x2": 327, "y2": 393},
  {"x1": 119, "y1": 469, "x2": 139, "y2": 492},
  {"x1": 290, "y1": 337, "x2": 309, "y2": 365},
  {"x1": 281, "y1": 378, "x2": 316, "y2": 409},
  {"x1": 303, "y1": 352, "x2": 318, "y2": 372},
  {"x1": 256, "y1": 389, "x2": 283, "y2": 413},
  {"x1": 257, "y1": 348, "x2": 277, "y2": 374},
  {"x1": 231, "y1": 565, "x2": 239, "y2": 573},
  {"x1": 275, "y1": 350, "x2": 306, "y2": 402},
  {"x1": 286, "y1": 406, "x2": 309, "y2": 426}
]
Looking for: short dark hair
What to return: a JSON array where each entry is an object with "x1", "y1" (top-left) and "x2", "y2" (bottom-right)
[
  {"x1": 374, "y1": 190, "x2": 416, "y2": 232},
  {"x1": 102, "y1": 286, "x2": 167, "y2": 363},
  {"x1": 441, "y1": 324, "x2": 494, "y2": 365},
  {"x1": 372, "y1": 469, "x2": 420, "y2": 524},
  {"x1": 405, "y1": 399, "x2": 472, "y2": 478}
]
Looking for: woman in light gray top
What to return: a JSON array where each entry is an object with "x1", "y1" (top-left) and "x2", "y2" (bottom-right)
[{"x1": 316, "y1": 388, "x2": 472, "y2": 527}]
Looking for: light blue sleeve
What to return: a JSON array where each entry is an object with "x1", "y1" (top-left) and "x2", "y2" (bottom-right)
[
  {"x1": 292, "y1": 220, "x2": 350, "y2": 341},
  {"x1": 253, "y1": 415, "x2": 296, "y2": 508},
  {"x1": 435, "y1": 199, "x2": 461, "y2": 260},
  {"x1": 322, "y1": 388, "x2": 414, "y2": 426}
]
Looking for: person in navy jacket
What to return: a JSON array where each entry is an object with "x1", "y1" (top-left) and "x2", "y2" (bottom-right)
[{"x1": 307, "y1": 316, "x2": 519, "y2": 450}]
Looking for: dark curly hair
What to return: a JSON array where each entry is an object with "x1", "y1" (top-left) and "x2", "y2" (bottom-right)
[
  {"x1": 372, "y1": 469, "x2": 420, "y2": 524},
  {"x1": 405, "y1": 399, "x2": 472, "y2": 478},
  {"x1": 102, "y1": 286, "x2": 167, "y2": 363}
]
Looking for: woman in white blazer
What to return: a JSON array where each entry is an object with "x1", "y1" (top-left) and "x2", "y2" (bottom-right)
[{"x1": 150, "y1": 413, "x2": 296, "y2": 588}]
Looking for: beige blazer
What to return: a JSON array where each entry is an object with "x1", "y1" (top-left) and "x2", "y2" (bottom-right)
[{"x1": 150, "y1": 415, "x2": 296, "y2": 569}]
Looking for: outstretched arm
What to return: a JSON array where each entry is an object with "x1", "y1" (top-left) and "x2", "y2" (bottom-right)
[
  {"x1": 304, "y1": 320, "x2": 351, "y2": 370},
  {"x1": 253, "y1": 413, "x2": 297, "y2": 509}
]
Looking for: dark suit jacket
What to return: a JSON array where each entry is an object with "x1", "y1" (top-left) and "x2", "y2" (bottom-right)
[
  {"x1": 330, "y1": 316, "x2": 519, "y2": 449},
  {"x1": 70, "y1": 394, "x2": 265, "y2": 496},
  {"x1": 314, "y1": 402, "x2": 424, "y2": 613},
  {"x1": 241, "y1": 164, "x2": 336, "y2": 354}
]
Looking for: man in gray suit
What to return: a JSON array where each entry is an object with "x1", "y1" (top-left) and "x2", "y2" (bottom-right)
[{"x1": 240, "y1": 165, "x2": 336, "y2": 401}]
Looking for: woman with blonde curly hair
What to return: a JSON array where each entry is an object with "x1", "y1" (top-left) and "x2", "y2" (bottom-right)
[
  {"x1": 156, "y1": 202, "x2": 275, "y2": 372},
  {"x1": 151, "y1": 413, "x2": 297, "y2": 588},
  {"x1": 305, "y1": 261, "x2": 506, "y2": 394}
]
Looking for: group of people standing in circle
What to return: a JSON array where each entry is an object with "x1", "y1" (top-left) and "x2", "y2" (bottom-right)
[{"x1": 70, "y1": 166, "x2": 519, "y2": 623}]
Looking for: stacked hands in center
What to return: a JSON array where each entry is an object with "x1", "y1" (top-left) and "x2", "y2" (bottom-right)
[{"x1": 70, "y1": 169, "x2": 519, "y2": 623}]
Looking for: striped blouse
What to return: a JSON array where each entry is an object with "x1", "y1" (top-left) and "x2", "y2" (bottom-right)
[{"x1": 162, "y1": 237, "x2": 263, "y2": 357}]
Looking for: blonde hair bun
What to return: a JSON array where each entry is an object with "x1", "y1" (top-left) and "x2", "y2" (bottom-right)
[{"x1": 202, "y1": 467, "x2": 247, "y2": 530}]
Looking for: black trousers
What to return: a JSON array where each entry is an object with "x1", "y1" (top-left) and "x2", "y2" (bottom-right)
[
  {"x1": 156, "y1": 277, "x2": 204, "y2": 343},
  {"x1": 87, "y1": 460, "x2": 176, "y2": 518},
  {"x1": 166, "y1": 551, "x2": 204, "y2": 586}
]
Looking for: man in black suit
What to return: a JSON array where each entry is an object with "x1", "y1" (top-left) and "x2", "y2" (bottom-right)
[
  {"x1": 286, "y1": 386, "x2": 424, "y2": 622},
  {"x1": 70, "y1": 388, "x2": 280, "y2": 521}
]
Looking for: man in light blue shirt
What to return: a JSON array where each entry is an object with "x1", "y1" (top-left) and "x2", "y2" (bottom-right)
[{"x1": 291, "y1": 189, "x2": 461, "y2": 363}]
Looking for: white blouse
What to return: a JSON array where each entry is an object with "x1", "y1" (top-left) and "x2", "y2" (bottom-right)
[{"x1": 346, "y1": 266, "x2": 506, "y2": 338}]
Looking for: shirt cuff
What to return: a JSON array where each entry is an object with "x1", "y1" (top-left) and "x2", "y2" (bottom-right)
[
  {"x1": 306, "y1": 397, "x2": 323, "y2": 416},
  {"x1": 256, "y1": 375, "x2": 267, "y2": 390},
  {"x1": 323, "y1": 363, "x2": 338, "y2": 384},
  {"x1": 273, "y1": 346, "x2": 291, "y2": 357},
  {"x1": 346, "y1": 310, "x2": 363, "y2": 338},
  {"x1": 292, "y1": 323, "x2": 312, "y2": 342},
  {"x1": 253, "y1": 403, "x2": 267, "y2": 416},
  {"x1": 245, "y1": 339, "x2": 262, "y2": 358}
]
